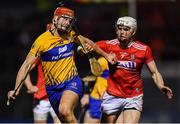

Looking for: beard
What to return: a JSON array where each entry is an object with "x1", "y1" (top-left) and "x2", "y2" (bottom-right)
[
  {"x1": 118, "y1": 37, "x2": 131, "y2": 49},
  {"x1": 57, "y1": 25, "x2": 71, "y2": 34},
  {"x1": 118, "y1": 36, "x2": 128, "y2": 43},
  {"x1": 120, "y1": 40, "x2": 128, "y2": 47}
]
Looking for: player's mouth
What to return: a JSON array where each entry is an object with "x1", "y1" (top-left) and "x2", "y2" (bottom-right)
[
  {"x1": 120, "y1": 36, "x2": 126, "y2": 39},
  {"x1": 60, "y1": 25, "x2": 70, "y2": 30}
]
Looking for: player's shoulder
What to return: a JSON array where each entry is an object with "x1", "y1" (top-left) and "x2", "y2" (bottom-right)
[
  {"x1": 105, "y1": 39, "x2": 119, "y2": 45},
  {"x1": 98, "y1": 57, "x2": 108, "y2": 70},
  {"x1": 132, "y1": 40, "x2": 150, "y2": 51},
  {"x1": 34, "y1": 31, "x2": 50, "y2": 43},
  {"x1": 35, "y1": 31, "x2": 49, "y2": 40},
  {"x1": 38, "y1": 31, "x2": 51, "y2": 39},
  {"x1": 98, "y1": 57, "x2": 107, "y2": 63}
]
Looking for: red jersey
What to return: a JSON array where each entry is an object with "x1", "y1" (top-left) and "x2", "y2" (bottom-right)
[
  {"x1": 33, "y1": 60, "x2": 48, "y2": 100},
  {"x1": 97, "y1": 39, "x2": 154, "y2": 98}
]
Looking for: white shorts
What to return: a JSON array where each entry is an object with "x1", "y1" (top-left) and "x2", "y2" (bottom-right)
[
  {"x1": 33, "y1": 100, "x2": 57, "y2": 121},
  {"x1": 101, "y1": 92, "x2": 143, "y2": 115}
]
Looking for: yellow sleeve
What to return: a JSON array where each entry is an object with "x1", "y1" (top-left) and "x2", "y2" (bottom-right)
[{"x1": 29, "y1": 35, "x2": 45, "y2": 57}]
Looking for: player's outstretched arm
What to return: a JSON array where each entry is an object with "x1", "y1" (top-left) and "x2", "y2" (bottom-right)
[
  {"x1": 7, "y1": 54, "x2": 37, "y2": 100},
  {"x1": 75, "y1": 35, "x2": 117, "y2": 65},
  {"x1": 24, "y1": 63, "x2": 38, "y2": 94},
  {"x1": 147, "y1": 61, "x2": 173, "y2": 99}
]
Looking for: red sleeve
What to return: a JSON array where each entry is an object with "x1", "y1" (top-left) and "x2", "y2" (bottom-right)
[
  {"x1": 96, "y1": 40, "x2": 108, "y2": 52},
  {"x1": 34, "y1": 58, "x2": 40, "y2": 66},
  {"x1": 145, "y1": 46, "x2": 154, "y2": 64}
]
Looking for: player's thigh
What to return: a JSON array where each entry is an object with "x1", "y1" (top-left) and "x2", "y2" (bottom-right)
[
  {"x1": 115, "y1": 111, "x2": 124, "y2": 123},
  {"x1": 101, "y1": 113, "x2": 117, "y2": 123},
  {"x1": 59, "y1": 90, "x2": 79, "y2": 111},
  {"x1": 122, "y1": 109, "x2": 141, "y2": 123}
]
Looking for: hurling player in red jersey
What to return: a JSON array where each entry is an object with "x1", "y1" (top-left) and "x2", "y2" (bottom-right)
[
  {"x1": 97, "y1": 16, "x2": 173, "y2": 123},
  {"x1": 80, "y1": 16, "x2": 173, "y2": 123}
]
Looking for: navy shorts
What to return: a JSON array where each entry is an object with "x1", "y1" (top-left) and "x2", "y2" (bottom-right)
[
  {"x1": 46, "y1": 76, "x2": 83, "y2": 114},
  {"x1": 89, "y1": 96, "x2": 102, "y2": 119}
]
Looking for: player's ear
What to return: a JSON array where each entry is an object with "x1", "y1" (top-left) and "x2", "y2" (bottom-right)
[
  {"x1": 52, "y1": 16, "x2": 57, "y2": 25},
  {"x1": 132, "y1": 31, "x2": 135, "y2": 36},
  {"x1": 115, "y1": 26, "x2": 119, "y2": 36},
  {"x1": 52, "y1": 18, "x2": 55, "y2": 25},
  {"x1": 131, "y1": 29, "x2": 136, "y2": 36}
]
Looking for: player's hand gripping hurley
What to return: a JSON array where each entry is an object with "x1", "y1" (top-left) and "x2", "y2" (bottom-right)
[
  {"x1": 7, "y1": 80, "x2": 23, "y2": 106},
  {"x1": 74, "y1": 25, "x2": 103, "y2": 76},
  {"x1": 7, "y1": 66, "x2": 31, "y2": 106}
]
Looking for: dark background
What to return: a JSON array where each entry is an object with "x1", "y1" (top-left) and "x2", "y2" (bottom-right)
[{"x1": 0, "y1": 0, "x2": 179, "y2": 123}]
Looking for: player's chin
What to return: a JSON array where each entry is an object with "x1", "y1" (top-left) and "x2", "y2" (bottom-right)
[
  {"x1": 120, "y1": 38, "x2": 128, "y2": 43},
  {"x1": 58, "y1": 27, "x2": 69, "y2": 33},
  {"x1": 118, "y1": 37, "x2": 126, "y2": 41}
]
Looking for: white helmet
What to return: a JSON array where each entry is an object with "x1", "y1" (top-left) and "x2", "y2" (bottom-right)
[{"x1": 116, "y1": 16, "x2": 137, "y2": 31}]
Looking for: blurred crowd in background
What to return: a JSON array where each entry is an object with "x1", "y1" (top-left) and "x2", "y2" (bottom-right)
[{"x1": 0, "y1": 0, "x2": 179, "y2": 123}]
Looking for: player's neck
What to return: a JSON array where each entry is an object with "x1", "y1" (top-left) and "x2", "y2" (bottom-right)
[{"x1": 120, "y1": 39, "x2": 134, "y2": 49}]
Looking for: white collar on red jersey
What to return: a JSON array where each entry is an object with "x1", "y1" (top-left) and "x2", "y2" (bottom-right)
[{"x1": 128, "y1": 41, "x2": 135, "y2": 48}]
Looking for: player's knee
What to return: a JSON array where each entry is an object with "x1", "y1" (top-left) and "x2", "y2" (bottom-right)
[{"x1": 59, "y1": 105, "x2": 71, "y2": 118}]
